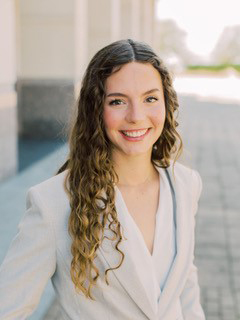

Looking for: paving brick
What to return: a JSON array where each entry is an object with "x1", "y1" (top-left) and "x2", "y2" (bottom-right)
[{"x1": 179, "y1": 95, "x2": 240, "y2": 320}]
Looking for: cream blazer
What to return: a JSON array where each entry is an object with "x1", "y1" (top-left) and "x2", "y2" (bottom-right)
[{"x1": 0, "y1": 161, "x2": 205, "y2": 320}]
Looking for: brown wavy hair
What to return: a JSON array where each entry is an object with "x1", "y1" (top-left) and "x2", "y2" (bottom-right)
[{"x1": 57, "y1": 39, "x2": 183, "y2": 299}]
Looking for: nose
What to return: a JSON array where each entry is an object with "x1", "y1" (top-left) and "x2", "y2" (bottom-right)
[{"x1": 125, "y1": 102, "x2": 145, "y2": 123}]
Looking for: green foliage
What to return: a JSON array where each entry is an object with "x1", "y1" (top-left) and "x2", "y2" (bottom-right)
[{"x1": 187, "y1": 64, "x2": 240, "y2": 72}]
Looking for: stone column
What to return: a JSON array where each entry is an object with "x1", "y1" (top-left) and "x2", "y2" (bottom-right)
[
  {"x1": 140, "y1": 0, "x2": 155, "y2": 46},
  {"x1": 0, "y1": 0, "x2": 18, "y2": 181},
  {"x1": 120, "y1": 0, "x2": 155, "y2": 44},
  {"x1": 87, "y1": 0, "x2": 114, "y2": 58},
  {"x1": 131, "y1": 0, "x2": 141, "y2": 40},
  {"x1": 111, "y1": 0, "x2": 121, "y2": 42},
  {"x1": 120, "y1": 0, "x2": 133, "y2": 39},
  {"x1": 17, "y1": 0, "x2": 88, "y2": 139}
]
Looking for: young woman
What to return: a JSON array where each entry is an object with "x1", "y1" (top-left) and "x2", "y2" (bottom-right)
[{"x1": 0, "y1": 39, "x2": 205, "y2": 320}]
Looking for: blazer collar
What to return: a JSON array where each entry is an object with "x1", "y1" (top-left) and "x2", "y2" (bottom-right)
[{"x1": 98, "y1": 165, "x2": 193, "y2": 320}]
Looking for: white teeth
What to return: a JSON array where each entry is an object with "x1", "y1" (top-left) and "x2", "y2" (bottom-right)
[{"x1": 122, "y1": 129, "x2": 148, "y2": 137}]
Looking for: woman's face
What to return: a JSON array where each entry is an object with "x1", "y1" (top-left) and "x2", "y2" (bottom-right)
[{"x1": 103, "y1": 62, "x2": 166, "y2": 158}]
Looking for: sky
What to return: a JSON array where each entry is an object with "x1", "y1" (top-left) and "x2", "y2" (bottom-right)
[{"x1": 156, "y1": 0, "x2": 240, "y2": 58}]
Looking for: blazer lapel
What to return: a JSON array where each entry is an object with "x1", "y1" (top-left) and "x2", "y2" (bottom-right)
[
  {"x1": 157, "y1": 166, "x2": 194, "y2": 317},
  {"x1": 97, "y1": 165, "x2": 194, "y2": 320},
  {"x1": 98, "y1": 190, "x2": 158, "y2": 320}
]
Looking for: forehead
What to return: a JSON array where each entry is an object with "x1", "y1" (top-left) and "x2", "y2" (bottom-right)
[{"x1": 105, "y1": 62, "x2": 163, "y2": 93}]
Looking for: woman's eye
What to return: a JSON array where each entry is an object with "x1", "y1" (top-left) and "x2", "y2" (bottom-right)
[
  {"x1": 109, "y1": 99, "x2": 124, "y2": 106},
  {"x1": 146, "y1": 96, "x2": 158, "y2": 103}
]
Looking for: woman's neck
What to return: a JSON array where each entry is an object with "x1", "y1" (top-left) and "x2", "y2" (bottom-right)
[{"x1": 112, "y1": 151, "x2": 158, "y2": 187}]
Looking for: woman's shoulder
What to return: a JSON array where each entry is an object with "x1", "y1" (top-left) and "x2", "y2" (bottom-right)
[
  {"x1": 168, "y1": 160, "x2": 201, "y2": 181},
  {"x1": 166, "y1": 160, "x2": 202, "y2": 194},
  {"x1": 27, "y1": 169, "x2": 70, "y2": 210},
  {"x1": 31, "y1": 169, "x2": 68, "y2": 192}
]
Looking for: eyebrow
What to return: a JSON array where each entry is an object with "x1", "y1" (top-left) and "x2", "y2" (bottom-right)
[{"x1": 106, "y1": 88, "x2": 160, "y2": 98}]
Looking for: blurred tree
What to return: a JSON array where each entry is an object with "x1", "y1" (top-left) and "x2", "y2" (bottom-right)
[
  {"x1": 210, "y1": 25, "x2": 240, "y2": 65},
  {"x1": 155, "y1": 19, "x2": 198, "y2": 70}
]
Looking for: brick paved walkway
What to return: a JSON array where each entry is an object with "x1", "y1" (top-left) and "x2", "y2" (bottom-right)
[
  {"x1": 43, "y1": 95, "x2": 240, "y2": 320},
  {"x1": 178, "y1": 95, "x2": 240, "y2": 320}
]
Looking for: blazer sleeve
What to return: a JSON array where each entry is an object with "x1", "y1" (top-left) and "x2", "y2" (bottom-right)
[
  {"x1": 0, "y1": 187, "x2": 57, "y2": 319},
  {"x1": 180, "y1": 170, "x2": 206, "y2": 320}
]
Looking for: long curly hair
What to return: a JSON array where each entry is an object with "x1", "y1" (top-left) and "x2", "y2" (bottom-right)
[{"x1": 57, "y1": 39, "x2": 183, "y2": 299}]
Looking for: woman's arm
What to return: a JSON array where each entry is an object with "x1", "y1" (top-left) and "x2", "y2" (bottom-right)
[
  {"x1": 180, "y1": 170, "x2": 206, "y2": 320},
  {"x1": 0, "y1": 188, "x2": 56, "y2": 319}
]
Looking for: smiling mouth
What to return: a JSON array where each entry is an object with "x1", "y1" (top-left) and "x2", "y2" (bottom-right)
[{"x1": 121, "y1": 128, "x2": 149, "y2": 137}]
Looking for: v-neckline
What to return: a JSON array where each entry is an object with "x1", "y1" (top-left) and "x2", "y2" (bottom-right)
[{"x1": 115, "y1": 170, "x2": 161, "y2": 258}]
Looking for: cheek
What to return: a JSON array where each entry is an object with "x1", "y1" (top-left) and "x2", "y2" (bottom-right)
[
  {"x1": 103, "y1": 108, "x2": 123, "y2": 130},
  {"x1": 151, "y1": 106, "x2": 166, "y2": 126}
]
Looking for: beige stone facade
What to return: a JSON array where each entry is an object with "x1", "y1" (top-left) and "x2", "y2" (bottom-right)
[
  {"x1": 0, "y1": 0, "x2": 157, "y2": 181},
  {"x1": 0, "y1": 0, "x2": 18, "y2": 181}
]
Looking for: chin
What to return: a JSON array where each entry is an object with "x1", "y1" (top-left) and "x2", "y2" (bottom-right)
[{"x1": 122, "y1": 148, "x2": 152, "y2": 157}]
